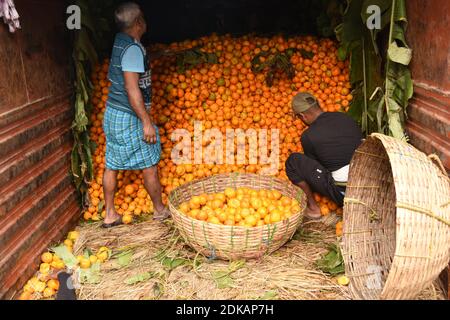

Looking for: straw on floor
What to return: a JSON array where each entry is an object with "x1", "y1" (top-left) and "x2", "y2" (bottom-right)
[{"x1": 72, "y1": 215, "x2": 446, "y2": 300}]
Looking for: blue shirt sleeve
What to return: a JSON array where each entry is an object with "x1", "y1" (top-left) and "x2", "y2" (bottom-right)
[{"x1": 121, "y1": 45, "x2": 145, "y2": 73}]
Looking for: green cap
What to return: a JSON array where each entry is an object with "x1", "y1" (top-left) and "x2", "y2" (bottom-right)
[{"x1": 292, "y1": 92, "x2": 318, "y2": 114}]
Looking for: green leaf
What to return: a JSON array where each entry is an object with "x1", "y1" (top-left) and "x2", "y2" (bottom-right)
[
  {"x1": 75, "y1": 31, "x2": 98, "y2": 66},
  {"x1": 83, "y1": 248, "x2": 92, "y2": 259},
  {"x1": 212, "y1": 271, "x2": 234, "y2": 289},
  {"x1": 388, "y1": 41, "x2": 412, "y2": 65},
  {"x1": 337, "y1": 44, "x2": 349, "y2": 61},
  {"x1": 299, "y1": 49, "x2": 314, "y2": 60},
  {"x1": 257, "y1": 290, "x2": 278, "y2": 300},
  {"x1": 316, "y1": 243, "x2": 345, "y2": 275},
  {"x1": 335, "y1": 0, "x2": 365, "y2": 44},
  {"x1": 116, "y1": 250, "x2": 134, "y2": 267},
  {"x1": 71, "y1": 146, "x2": 82, "y2": 188},
  {"x1": 124, "y1": 272, "x2": 155, "y2": 285},
  {"x1": 161, "y1": 257, "x2": 189, "y2": 271},
  {"x1": 79, "y1": 262, "x2": 102, "y2": 284},
  {"x1": 52, "y1": 245, "x2": 78, "y2": 269}
]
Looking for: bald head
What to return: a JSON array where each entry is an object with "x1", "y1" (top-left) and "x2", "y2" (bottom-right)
[{"x1": 115, "y1": 2, "x2": 142, "y2": 32}]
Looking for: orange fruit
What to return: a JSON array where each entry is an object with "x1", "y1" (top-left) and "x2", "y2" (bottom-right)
[
  {"x1": 224, "y1": 188, "x2": 236, "y2": 199},
  {"x1": 43, "y1": 287, "x2": 56, "y2": 298},
  {"x1": 271, "y1": 190, "x2": 282, "y2": 200},
  {"x1": 122, "y1": 214, "x2": 133, "y2": 224},
  {"x1": 79, "y1": 258, "x2": 91, "y2": 269},
  {"x1": 290, "y1": 204, "x2": 301, "y2": 214},
  {"x1": 179, "y1": 202, "x2": 190, "y2": 214},
  {"x1": 320, "y1": 205, "x2": 330, "y2": 216},
  {"x1": 211, "y1": 199, "x2": 224, "y2": 209},
  {"x1": 240, "y1": 208, "x2": 252, "y2": 218},
  {"x1": 189, "y1": 196, "x2": 202, "y2": 209},
  {"x1": 18, "y1": 291, "x2": 32, "y2": 300},
  {"x1": 41, "y1": 252, "x2": 53, "y2": 264},
  {"x1": 199, "y1": 194, "x2": 208, "y2": 205},
  {"x1": 280, "y1": 196, "x2": 292, "y2": 207},
  {"x1": 257, "y1": 207, "x2": 269, "y2": 218},
  {"x1": 245, "y1": 215, "x2": 258, "y2": 227},
  {"x1": 188, "y1": 209, "x2": 199, "y2": 219},
  {"x1": 47, "y1": 279, "x2": 60, "y2": 291},
  {"x1": 250, "y1": 198, "x2": 263, "y2": 210},
  {"x1": 224, "y1": 219, "x2": 235, "y2": 226},
  {"x1": 39, "y1": 263, "x2": 51, "y2": 274},
  {"x1": 124, "y1": 185, "x2": 135, "y2": 195},
  {"x1": 270, "y1": 212, "x2": 282, "y2": 224},
  {"x1": 208, "y1": 217, "x2": 221, "y2": 225},
  {"x1": 218, "y1": 212, "x2": 228, "y2": 223},
  {"x1": 214, "y1": 193, "x2": 227, "y2": 203},
  {"x1": 196, "y1": 211, "x2": 208, "y2": 221}
]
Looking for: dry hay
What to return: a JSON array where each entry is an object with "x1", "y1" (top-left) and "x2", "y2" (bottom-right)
[{"x1": 72, "y1": 215, "x2": 446, "y2": 301}]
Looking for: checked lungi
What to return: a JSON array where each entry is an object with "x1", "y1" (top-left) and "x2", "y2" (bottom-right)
[{"x1": 103, "y1": 107, "x2": 161, "y2": 171}]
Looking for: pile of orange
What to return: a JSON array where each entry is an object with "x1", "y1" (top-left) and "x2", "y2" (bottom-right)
[
  {"x1": 18, "y1": 231, "x2": 111, "y2": 300},
  {"x1": 85, "y1": 34, "x2": 350, "y2": 221},
  {"x1": 179, "y1": 187, "x2": 301, "y2": 227},
  {"x1": 313, "y1": 193, "x2": 343, "y2": 217}
]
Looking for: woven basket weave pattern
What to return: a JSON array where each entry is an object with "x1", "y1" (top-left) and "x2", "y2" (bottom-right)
[
  {"x1": 342, "y1": 134, "x2": 450, "y2": 300},
  {"x1": 169, "y1": 173, "x2": 307, "y2": 260}
]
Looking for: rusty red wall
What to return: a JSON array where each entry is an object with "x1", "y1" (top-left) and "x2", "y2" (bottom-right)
[
  {"x1": 0, "y1": 0, "x2": 80, "y2": 299},
  {"x1": 406, "y1": 0, "x2": 450, "y2": 171}
]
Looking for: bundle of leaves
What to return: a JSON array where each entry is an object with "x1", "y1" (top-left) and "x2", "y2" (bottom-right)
[
  {"x1": 316, "y1": 243, "x2": 345, "y2": 275},
  {"x1": 251, "y1": 48, "x2": 314, "y2": 87},
  {"x1": 335, "y1": 0, "x2": 413, "y2": 140},
  {"x1": 175, "y1": 47, "x2": 218, "y2": 74}
]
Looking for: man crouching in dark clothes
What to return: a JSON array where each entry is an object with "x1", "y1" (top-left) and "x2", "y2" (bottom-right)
[{"x1": 285, "y1": 93, "x2": 363, "y2": 220}]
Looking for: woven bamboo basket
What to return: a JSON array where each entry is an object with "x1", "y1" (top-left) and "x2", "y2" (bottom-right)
[
  {"x1": 168, "y1": 173, "x2": 307, "y2": 260},
  {"x1": 342, "y1": 133, "x2": 450, "y2": 300}
]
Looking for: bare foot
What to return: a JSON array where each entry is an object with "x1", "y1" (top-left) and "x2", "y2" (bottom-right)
[
  {"x1": 104, "y1": 210, "x2": 121, "y2": 224},
  {"x1": 153, "y1": 207, "x2": 171, "y2": 221},
  {"x1": 303, "y1": 206, "x2": 322, "y2": 220}
]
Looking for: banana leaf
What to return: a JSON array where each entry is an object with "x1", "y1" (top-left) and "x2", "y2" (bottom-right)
[
  {"x1": 336, "y1": 0, "x2": 413, "y2": 139},
  {"x1": 71, "y1": 0, "x2": 120, "y2": 205}
]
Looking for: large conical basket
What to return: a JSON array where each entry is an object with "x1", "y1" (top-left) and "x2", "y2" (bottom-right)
[
  {"x1": 168, "y1": 173, "x2": 307, "y2": 260},
  {"x1": 342, "y1": 133, "x2": 450, "y2": 300}
]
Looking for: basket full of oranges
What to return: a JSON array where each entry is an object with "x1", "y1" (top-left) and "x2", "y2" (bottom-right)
[{"x1": 168, "y1": 173, "x2": 307, "y2": 260}]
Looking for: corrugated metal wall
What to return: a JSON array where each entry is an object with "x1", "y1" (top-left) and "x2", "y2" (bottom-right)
[
  {"x1": 406, "y1": 0, "x2": 450, "y2": 172},
  {"x1": 0, "y1": 0, "x2": 80, "y2": 299}
]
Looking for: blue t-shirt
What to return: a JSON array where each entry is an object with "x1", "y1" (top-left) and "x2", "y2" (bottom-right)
[{"x1": 122, "y1": 46, "x2": 145, "y2": 73}]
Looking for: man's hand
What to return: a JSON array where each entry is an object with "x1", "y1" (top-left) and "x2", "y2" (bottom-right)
[{"x1": 143, "y1": 120, "x2": 157, "y2": 144}]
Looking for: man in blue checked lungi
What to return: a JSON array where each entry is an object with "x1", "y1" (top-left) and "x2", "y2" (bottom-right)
[{"x1": 102, "y1": 2, "x2": 171, "y2": 228}]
